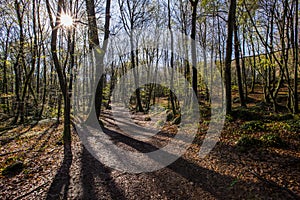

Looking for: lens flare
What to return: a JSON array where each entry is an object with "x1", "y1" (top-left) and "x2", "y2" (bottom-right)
[{"x1": 60, "y1": 13, "x2": 73, "y2": 27}]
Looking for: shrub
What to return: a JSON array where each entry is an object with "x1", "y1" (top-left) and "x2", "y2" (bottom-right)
[
  {"x1": 225, "y1": 114, "x2": 234, "y2": 122},
  {"x1": 241, "y1": 121, "x2": 265, "y2": 132},
  {"x1": 286, "y1": 119, "x2": 300, "y2": 132},
  {"x1": 266, "y1": 114, "x2": 294, "y2": 121},
  {"x1": 260, "y1": 134, "x2": 287, "y2": 148},
  {"x1": 156, "y1": 119, "x2": 165, "y2": 127},
  {"x1": 231, "y1": 108, "x2": 261, "y2": 121},
  {"x1": 235, "y1": 135, "x2": 262, "y2": 152}
]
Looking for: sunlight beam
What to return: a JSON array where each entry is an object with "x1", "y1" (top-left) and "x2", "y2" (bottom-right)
[{"x1": 60, "y1": 13, "x2": 73, "y2": 27}]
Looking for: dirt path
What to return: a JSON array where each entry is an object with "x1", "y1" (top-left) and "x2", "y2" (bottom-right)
[
  {"x1": 1, "y1": 111, "x2": 299, "y2": 199},
  {"x1": 45, "y1": 131, "x2": 299, "y2": 200},
  {"x1": 45, "y1": 110, "x2": 299, "y2": 199}
]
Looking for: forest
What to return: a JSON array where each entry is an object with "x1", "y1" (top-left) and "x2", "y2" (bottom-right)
[{"x1": 0, "y1": 0, "x2": 299, "y2": 199}]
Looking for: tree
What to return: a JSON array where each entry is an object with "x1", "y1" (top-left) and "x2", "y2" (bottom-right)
[
  {"x1": 1, "y1": 0, "x2": 299, "y2": 131},
  {"x1": 12, "y1": 0, "x2": 25, "y2": 124},
  {"x1": 118, "y1": 0, "x2": 153, "y2": 112},
  {"x1": 0, "y1": 21, "x2": 12, "y2": 114},
  {"x1": 234, "y1": 18, "x2": 246, "y2": 107},
  {"x1": 46, "y1": 0, "x2": 72, "y2": 145},
  {"x1": 224, "y1": 0, "x2": 236, "y2": 114},
  {"x1": 189, "y1": 0, "x2": 199, "y2": 97},
  {"x1": 293, "y1": 0, "x2": 298, "y2": 113},
  {"x1": 168, "y1": 0, "x2": 177, "y2": 116},
  {"x1": 85, "y1": 0, "x2": 111, "y2": 123}
]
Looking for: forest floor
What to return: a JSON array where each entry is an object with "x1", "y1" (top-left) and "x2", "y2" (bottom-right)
[{"x1": 0, "y1": 93, "x2": 300, "y2": 199}]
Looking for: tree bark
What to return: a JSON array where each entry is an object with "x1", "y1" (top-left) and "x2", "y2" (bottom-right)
[
  {"x1": 190, "y1": 0, "x2": 199, "y2": 97},
  {"x1": 224, "y1": 0, "x2": 236, "y2": 114},
  {"x1": 12, "y1": 0, "x2": 25, "y2": 124},
  {"x1": 234, "y1": 21, "x2": 246, "y2": 107},
  {"x1": 293, "y1": 0, "x2": 298, "y2": 113},
  {"x1": 46, "y1": 0, "x2": 71, "y2": 144},
  {"x1": 85, "y1": 0, "x2": 111, "y2": 123},
  {"x1": 168, "y1": 0, "x2": 176, "y2": 116}
]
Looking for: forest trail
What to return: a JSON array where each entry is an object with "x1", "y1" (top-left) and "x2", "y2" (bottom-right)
[{"x1": 1, "y1": 110, "x2": 300, "y2": 199}]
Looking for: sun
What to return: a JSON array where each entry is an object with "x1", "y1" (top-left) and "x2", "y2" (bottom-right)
[{"x1": 60, "y1": 13, "x2": 73, "y2": 27}]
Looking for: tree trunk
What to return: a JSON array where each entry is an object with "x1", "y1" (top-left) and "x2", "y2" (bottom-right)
[
  {"x1": 224, "y1": 0, "x2": 236, "y2": 114},
  {"x1": 249, "y1": 32, "x2": 256, "y2": 93},
  {"x1": 19, "y1": 0, "x2": 38, "y2": 122},
  {"x1": 241, "y1": 27, "x2": 248, "y2": 100},
  {"x1": 234, "y1": 22, "x2": 246, "y2": 107},
  {"x1": 85, "y1": 0, "x2": 102, "y2": 123},
  {"x1": 12, "y1": 0, "x2": 25, "y2": 124},
  {"x1": 46, "y1": 0, "x2": 71, "y2": 144},
  {"x1": 293, "y1": 0, "x2": 298, "y2": 113},
  {"x1": 85, "y1": 0, "x2": 111, "y2": 123},
  {"x1": 168, "y1": 0, "x2": 176, "y2": 116},
  {"x1": 2, "y1": 24, "x2": 11, "y2": 114},
  {"x1": 190, "y1": 0, "x2": 199, "y2": 97},
  {"x1": 131, "y1": 36, "x2": 144, "y2": 113}
]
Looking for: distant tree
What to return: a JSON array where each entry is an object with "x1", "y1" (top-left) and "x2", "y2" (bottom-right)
[
  {"x1": 118, "y1": 0, "x2": 153, "y2": 112},
  {"x1": 0, "y1": 21, "x2": 12, "y2": 114}
]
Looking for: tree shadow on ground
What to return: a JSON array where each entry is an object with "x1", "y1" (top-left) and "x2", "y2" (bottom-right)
[
  {"x1": 100, "y1": 126, "x2": 299, "y2": 199},
  {"x1": 46, "y1": 141, "x2": 72, "y2": 200},
  {"x1": 212, "y1": 143, "x2": 300, "y2": 198},
  {"x1": 0, "y1": 121, "x2": 39, "y2": 145},
  {"x1": 80, "y1": 146, "x2": 126, "y2": 199},
  {"x1": 0, "y1": 123, "x2": 58, "y2": 157}
]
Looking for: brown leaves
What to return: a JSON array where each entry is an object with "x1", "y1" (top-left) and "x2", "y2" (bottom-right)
[{"x1": 1, "y1": 114, "x2": 300, "y2": 199}]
